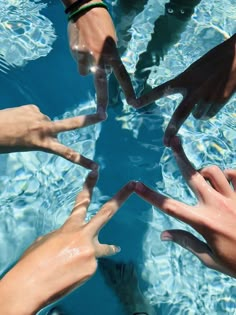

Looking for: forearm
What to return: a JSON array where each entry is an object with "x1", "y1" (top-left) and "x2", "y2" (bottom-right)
[{"x1": 0, "y1": 265, "x2": 44, "y2": 315}]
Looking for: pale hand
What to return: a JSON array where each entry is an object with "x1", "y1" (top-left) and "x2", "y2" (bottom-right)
[
  {"x1": 67, "y1": 2, "x2": 136, "y2": 112},
  {"x1": 0, "y1": 105, "x2": 105, "y2": 169},
  {"x1": 135, "y1": 137, "x2": 236, "y2": 278},
  {"x1": 0, "y1": 171, "x2": 136, "y2": 315}
]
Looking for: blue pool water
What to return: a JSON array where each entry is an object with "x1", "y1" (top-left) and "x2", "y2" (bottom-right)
[{"x1": 0, "y1": 0, "x2": 236, "y2": 314}]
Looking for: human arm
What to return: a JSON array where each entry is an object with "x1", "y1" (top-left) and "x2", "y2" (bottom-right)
[
  {"x1": 0, "y1": 104, "x2": 105, "y2": 169},
  {"x1": 61, "y1": 0, "x2": 136, "y2": 113},
  {"x1": 135, "y1": 34, "x2": 236, "y2": 144},
  {"x1": 0, "y1": 171, "x2": 136, "y2": 314},
  {"x1": 135, "y1": 136, "x2": 236, "y2": 277}
]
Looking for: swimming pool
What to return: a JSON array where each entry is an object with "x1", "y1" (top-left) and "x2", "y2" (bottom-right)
[{"x1": 0, "y1": 0, "x2": 236, "y2": 314}]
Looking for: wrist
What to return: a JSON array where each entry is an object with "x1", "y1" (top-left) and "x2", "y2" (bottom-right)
[
  {"x1": 0, "y1": 264, "x2": 45, "y2": 315},
  {"x1": 67, "y1": 0, "x2": 106, "y2": 22},
  {"x1": 62, "y1": 0, "x2": 103, "y2": 13}
]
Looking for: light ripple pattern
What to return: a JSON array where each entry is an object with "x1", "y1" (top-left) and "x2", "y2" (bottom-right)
[
  {"x1": 118, "y1": 0, "x2": 236, "y2": 314},
  {"x1": 0, "y1": 0, "x2": 56, "y2": 71}
]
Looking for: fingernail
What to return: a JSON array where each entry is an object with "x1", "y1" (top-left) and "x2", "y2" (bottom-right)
[
  {"x1": 161, "y1": 231, "x2": 173, "y2": 241},
  {"x1": 113, "y1": 245, "x2": 121, "y2": 254},
  {"x1": 91, "y1": 163, "x2": 99, "y2": 171},
  {"x1": 135, "y1": 182, "x2": 145, "y2": 193},
  {"x1": 97, "y1": 110, "x2": 107, "y2": 121},
  {"x1": 128, "y1": 181, "x2": 136, "y2": 189},
  {"x1": 89, "y1": 170, "x2": 98, "y2": 178}
]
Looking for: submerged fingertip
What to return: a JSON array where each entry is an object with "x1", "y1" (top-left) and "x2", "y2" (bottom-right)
[
  {"x1": 160, "y1": 231, "x2": 173, "y2": 241},
  {"x1": 109, "y1": 245, "x2": 121, "y2": 256},
  {"x1": 89, "y1": 170, "x2": 98, "y2": 178},
  {"x1": 163, "y1": 136, "x2": 171, "y2": 147},
  {"x1": 97, "y1": 109, "x2": 107, "y2": 121},
  {"x1": 115, "y1": 245, "x2": 121, "y2": 253},
  {"x1": 91, "y1": 162, "x2": 99, "y2": 171},
  {"x1": 128, "y1": 180, "x2": 136, "y2": 189},
  {"x1": 127, "y1": 97, "x2": 138, "y2": 107},
  {"x1": 134, "y1": 182, "x2": 146, "y2": 193}
]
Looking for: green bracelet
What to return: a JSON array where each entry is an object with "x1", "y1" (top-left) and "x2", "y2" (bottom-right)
[{"x1": 68, "y1": 2, "x2": 108, "y2": 21}]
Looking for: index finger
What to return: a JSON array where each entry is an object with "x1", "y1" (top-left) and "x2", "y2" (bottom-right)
[
  {"x1": 110, "y1": 57, "x2": 137, "y2": 106},
  {"x1": 87, "y1": 181, "x2": 136, "y2": 236},
  {"x1": 69, "y1": 170, "x2": 98, "y2": 223},
  {"x1": 50, "y1": 114, "x2": 104, "y2": 134},
  {"x1": 164, "y1": 93, "x2": 198, "y2": 145},
  {"x1": 94, "y1": 66, "x2": 109, "y2": 113},
  {"x1": 135, "y1": 79, "x2": 177, "y2": 109},
  {"x1": 170, "y1": 137, "x2": 216, "y2": 203},
  {"x1": 134, "y1": 182, "x2": 203, "y2": 227}
]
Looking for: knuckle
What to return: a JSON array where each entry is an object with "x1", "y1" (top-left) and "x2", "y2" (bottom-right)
[
  {"x1": 30, "y1": 104, "x2": 40, "y2": 111},
  {"x1": 64, "y1": 149, "x2": 76, "y2": 161},
  {"x1": 32, "y1": 124, "x2": 49, "y2": 139},
  {"x1": 101, "y1": 205, "x2": 114, "y2": 220},
  {"x1": 24, "y1": 104, "x2": 39, "y2": 112},
  {"x1": 206, "y1": 165, "x2": 220, "y2": 173},
  {"x1": 200, "y1": 165, "x2": 221, "y2": 176},
  {"x1": 82, "y1": 248, "x2": 97, "y2": 274},
  {"x1": 97, "y1": 111, "x2": 107, "y2": 121},
  {"x1": 164, "y1": 199, "x2": 178, "y2": 216},
  {"x1": 76, "y1": 196, "x2": 90, "y2": 209},
  {"x1": 22, "y1": 104, "x2": 33, "y2": 110}
]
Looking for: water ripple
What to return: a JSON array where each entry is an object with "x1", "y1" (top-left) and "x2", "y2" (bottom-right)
[{"x1": 0, "y1": 0, "x2": 56, "y2": 71}]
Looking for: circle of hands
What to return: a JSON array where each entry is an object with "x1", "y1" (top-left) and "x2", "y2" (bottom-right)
[{"x1": 0, "y1": 12, "x2": 235, "y2": 313}]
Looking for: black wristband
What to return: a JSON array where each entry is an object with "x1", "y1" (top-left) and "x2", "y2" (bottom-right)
[{"x1": 65, "y1": 0, "x2": 91, "y2": 14}]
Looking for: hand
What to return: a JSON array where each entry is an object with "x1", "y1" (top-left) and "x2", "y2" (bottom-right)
[
  {"x1": 0, "y1": 104, "x2": 104, "y2": 169},
  {"x1": 136, "y1": 34, "x2": 236, "y2": 144},
  {"x1": 0, "y1": 171, "x2": 136, "y2": 315},
  {"x1": 135, "y1": 136, "x2": 236, "y2": 278},
  {"x1": 67, "y1": 2, "x2": 136, "y2": 112}
]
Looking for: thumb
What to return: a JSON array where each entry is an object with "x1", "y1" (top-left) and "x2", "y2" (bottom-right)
[
  {"x1": 161, "y1": 229, "x2": 222, "y2": 272},
  {"x1": 95, "y1": 243, "x2": 121, "y2": 258}
]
